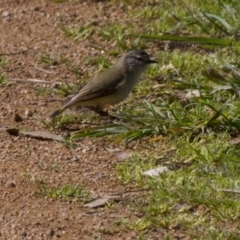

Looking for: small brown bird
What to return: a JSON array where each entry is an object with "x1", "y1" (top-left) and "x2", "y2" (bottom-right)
[{"x1": 48, "y1": 50, "x2": 157, "y2": 119}]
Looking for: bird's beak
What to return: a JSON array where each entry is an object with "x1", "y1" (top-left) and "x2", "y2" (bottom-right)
[{"x1": 148, "y1": 59, "x2": 158, "y2": 64}]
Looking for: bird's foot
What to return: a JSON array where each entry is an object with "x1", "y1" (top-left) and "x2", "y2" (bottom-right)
[{"x1": 97, "y1": 110, "x2": 120, "y2": 121}]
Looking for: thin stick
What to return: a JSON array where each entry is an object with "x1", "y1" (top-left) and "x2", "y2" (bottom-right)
[
  {"x1": 219, "y1": 189, "x2": 240, "y2": 194},
  {"x1": 7, "y1": 78, "x2": 50, "y2": 83},
  {"x1": 0, "y1": 49, "x2": 27, "y2": 56},
  {"x1": 32, "y1": 66, "x2": 56, "y2": 74}
]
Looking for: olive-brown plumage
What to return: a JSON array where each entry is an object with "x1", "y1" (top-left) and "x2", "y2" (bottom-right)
[{"x1": 49, "y1": 50, "x2": 157, "y2": 119}]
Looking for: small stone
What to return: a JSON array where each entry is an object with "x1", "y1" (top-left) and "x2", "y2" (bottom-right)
[
  {"x1": 72, "y1": 156, "x2": 79, "y2": 162},
  {"x1": 2, "y1": 11, "x2": 10, "y2": 17},
  {"x1": 33, "y1": 6, "x2": 41, "y2": 11},
  {"x1": 6, "y1": 82, "x2": 15, "y2": 87},
  {"x1": 5, "y1": 181, "x2": 16, "y2": 188},
  {"x1": 51, "y1": 82, "x2": 62, "y2": 89},
  {"x1": 14, "y1": 113, "x2": 23, "y2": 122},
  {"x1": 62, "y1": 131, "x2": 70, "y2": 138},
  {"x1": 25, "y1": 109, "x2": 33, "y2": 118},
  {"x1": 46, "y1": 228, "x2": 54, "y2": 237},
  {"x1": 21, "y1": 230, "x2": 27, "y2": 236}
]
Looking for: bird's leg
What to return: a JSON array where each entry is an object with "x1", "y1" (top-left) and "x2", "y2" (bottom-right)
[
  {"x1": 98, "y1": 110, "x2": 120, "y2": 120},
  {"x1": 87, "y1": 106, "x2": 119, "y2": 120}
]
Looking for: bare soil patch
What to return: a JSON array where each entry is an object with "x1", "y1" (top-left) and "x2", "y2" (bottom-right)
[{"x1": 0, "y1": 1, "x2": 147, "y2": 239}]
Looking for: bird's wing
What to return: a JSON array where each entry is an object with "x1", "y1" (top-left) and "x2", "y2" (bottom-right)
[{"x1": 64, "y1": 69, "x2": 125, "y2": 107}]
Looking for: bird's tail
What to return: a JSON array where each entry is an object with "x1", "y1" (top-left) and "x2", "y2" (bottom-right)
[{"x1": 48, "y1": 106, "x2": 66, "y2": 120}]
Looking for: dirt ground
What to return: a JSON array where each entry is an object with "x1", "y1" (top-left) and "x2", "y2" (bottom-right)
[{"x1": 0, "y1": 1, "x2": 160, "y2": 239}]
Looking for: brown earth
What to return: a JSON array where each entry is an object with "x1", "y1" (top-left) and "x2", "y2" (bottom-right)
[{"x1": 0, "y1": 1, "x2": 164, "y2": 240}]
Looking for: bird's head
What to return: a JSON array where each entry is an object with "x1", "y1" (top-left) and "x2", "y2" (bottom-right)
[{"x1": 119, "y1": 50, "x2": 158, "y2": 72}]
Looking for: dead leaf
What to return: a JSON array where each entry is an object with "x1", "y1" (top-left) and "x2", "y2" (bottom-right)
[
  {"x1": 104, "y1": 147, "x2": 131, "y2": 160},
  {"x1": 142, "y1": 166, "x2": 169, "y2": 177},
  {"x1": 230, "y1": 138, "x2": 240, "y2": 145},
  {"x1": 84, "y1": 195, "x2": 119, "y2": 208},
  {"x1": 185, "y1": 90, "x2": 201, "y2": 99},
  {"x1": 4, "y1": 127, "x2": 64, "y2": 141},
  {"x1": 104, "y1": 147, "x2": 122, "y2": 153},
  {"x1": 174, "y1": 203, "x2": 191, "y2": 212},
  {"x1": 115, "y1": 152, "x2": 131, "y2": 160},
  {"x1": 20, "y1": 131, "x2": 64, "y2": 141}
]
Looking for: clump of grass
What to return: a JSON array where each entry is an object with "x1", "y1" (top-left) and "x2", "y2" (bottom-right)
[
  {"x1": 99, "y1": 23, "x2": 146, "y2": 51},
  {"x1": 60, "y1": 24, "x2": 94, "y2": 41},
  {"x1": 0, "y1": 74, "x2": 7, "y2": 85},
  {"x1": 36, "y1": 87, "x2": 54, "y2": 97},
  {"x1": 37, "y1": 161, "x2": 59, "y2": 171},
  {"x1": 0, "y1": 56, "x2": 8, "y2": 68},
  {"x1": 36, "y1": 181, "x2": 91, "y2": 203},
  {"x1": 39, "y1": 53, "x2": 68, "y2": 67},
  {"x1": 0, "y1": 57, "x2": 8, "y2": 85}
]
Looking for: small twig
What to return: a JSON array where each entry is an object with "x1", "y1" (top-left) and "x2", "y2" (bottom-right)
[
  {"x1": 7, "y1": 78, "x2": 50, "y2": 83},
  {"x1": 0, "y1": 49, "x2": 28, "y2": 56},
  {"x1": 44, "y1": 98, "x2": 64, "y2": 102},
  {"x1": 219, "y1": 189, "x2": 240, "y2": 194},
  {"x1": 32, "y1": 66, "x2": 56, "y2": 74},
  {"x1": 105, "y1": 188, "x2": 151, "y2": 197}
]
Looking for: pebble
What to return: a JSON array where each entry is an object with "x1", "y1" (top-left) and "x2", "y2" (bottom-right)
[
  {"x1": 25, "y1": 109, "x2": 33, "y2": 118},
  {"x1": 51, "y1": 82, "x2": 62, "y2": 89},
  {"x1": 14, "y1": 113, "x2": 23, "y2": 122},
  {"x1": 2, "y1": 10, "x2": 11, "y2": 21},
  {"x1": 33, "y1": 6, "x2": 41, "y2": 11},
  {"x1": 72, "y1": 156, "x2": 79, "y2": 162},
  {"x1": 21, "y1": 230, "x2": 27, "y2": 236},
  {"x1": 62, "y1": 131, "x2": 71, "y2": 138},
  {"x1": 5, "y1": 180, "x2": 16, "y2": 188},
  {"x1": 46, "y1": 228, "x2": 54, "y2": 237},
  {"x1": 2, "y1": 10, "x2": 10, "y2": 17}
]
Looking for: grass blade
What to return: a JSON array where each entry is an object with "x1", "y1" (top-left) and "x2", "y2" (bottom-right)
[{"x1": 135, "y1": 34, "x2": 238, "y2": 46}]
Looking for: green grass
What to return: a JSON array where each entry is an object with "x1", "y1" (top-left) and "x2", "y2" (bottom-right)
[
  {"x1": 46, "y1": 0, "x2": 240, "y2": 238},
  {"x1": 39, "y1": 53, "x2": 68, "y2": 67},
  {"x1": 36, "y1": 181, "x2": 91, "y2": 203},
  {"x1": 0, "y1": 74, "x2": 7, "y2": 85},
  {"x1": 60, "y1": 24, "x2": 94, "y2": 41},
  {"x1": 116, "y1": 132, "x2": 240, "y2": 238},
  {"x1": 0, "y1": 56, "x2": 8, "y2": 85},
  {"x1": 0, "y1": 56, "x2": 8, "y2": 68}
]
